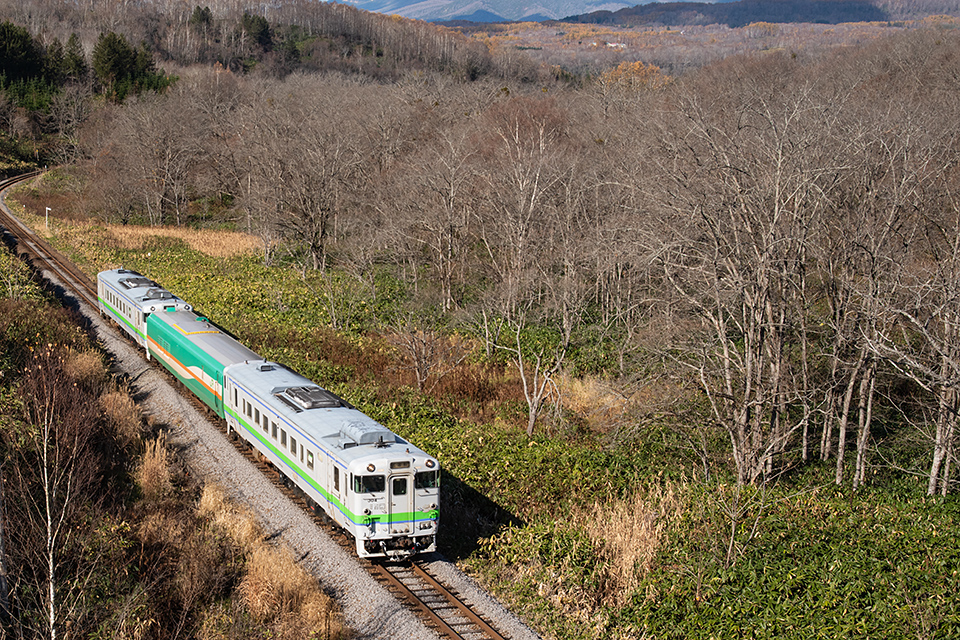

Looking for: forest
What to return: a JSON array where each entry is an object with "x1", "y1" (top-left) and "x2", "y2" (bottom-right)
[{"x1": 2, "y1": 0, "x2": 960, "y2": 638}]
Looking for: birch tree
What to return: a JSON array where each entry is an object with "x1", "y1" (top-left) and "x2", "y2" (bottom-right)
[{"x1": 3, "y1": 348, "x2": 106, "y2": 639}]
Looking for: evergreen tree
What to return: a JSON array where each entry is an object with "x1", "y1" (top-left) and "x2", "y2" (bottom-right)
[
  {"x1": 240, "y1": 12, "x2": 272, "y2": 51},
  {"x1": 64, "y1": 34, "x2": 88, "y2": 82},
  {"x1": 0, "y1": 21, "x2": 44, "y2": 84},
  {"x1": 190, "y1": 6, "x2": 213, "y2": 34}
]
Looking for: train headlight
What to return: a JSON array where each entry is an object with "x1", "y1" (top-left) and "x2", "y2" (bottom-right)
[
  {"x1": 367, "y1": 464, "x2": 376, "y2": 472},
  {"x1": 425, "y1": 460, "x2": 435, "y2": 468}
]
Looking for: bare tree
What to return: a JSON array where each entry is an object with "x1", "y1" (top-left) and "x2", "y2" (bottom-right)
[
  {"x1": 3, "y1": 348, "x2": 107, "y2": 639},
  {"x1": 239, "y1": 75, "x2": 365, "y2": 271},
  {"x1": 111, "y1": 90, "x2": 203, "y2": 225},
  {"x1": 652, "y1": 55, "x2": 845, "y2": 484}
]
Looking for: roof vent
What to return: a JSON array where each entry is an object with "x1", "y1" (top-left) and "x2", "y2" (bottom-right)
[
  {"x1": 275, "y1": 385, "x2": 342, "y2": 411},
  {"x1": 119, "y1": 276, "x2": 157, "y2": 290},
  {"x1": 340, "y1": 420, "x2": 395, "y2": 446},
  {"x1": 143, "y1": 288, "x2": 174, "y2": 301}
]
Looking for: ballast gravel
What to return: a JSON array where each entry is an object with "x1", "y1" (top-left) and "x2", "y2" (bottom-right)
[{"x1": 48, "y1": 271, "x2": 541, "y2": 640}]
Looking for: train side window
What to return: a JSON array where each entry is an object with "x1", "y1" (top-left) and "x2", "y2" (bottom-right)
[
  {"x1": 281, "y1": 430, "x2": 287, "y2": 447},
  {"x1": 415, "y1": 471, "x2": 439, "y2": 489},
  {"x1": 234, "y1": 388, "x2": 238, "y2": 407},
  {"x1": 271, "y1": 422, "x2": 277, "y2": 440},
  {"x1": 334, "y1": 468, "x2": 340, "y2": 491},
  {"x1": 290, "y1": 436, "x2": 296, "y2": 455},
  {"x1": 300, "y1": 445, "x2": 304, "y2": 463},
  {"x1": 262, "y1": 417, "x2": 268, "y2": 433},
  {"x1": 255, "y1": 408, "x2": 260, "y2": 424},
  {"x1": 393, "y1": 478, "x2": 408, "y2": 496},
  {"x1": 307, "y1": 451, "x2": 314, "y2": 471},
  {"x1": 354, "y1": 475, "x2": 385, "y2": 494}
]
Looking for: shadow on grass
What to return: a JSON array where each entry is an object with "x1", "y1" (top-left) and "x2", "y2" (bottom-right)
[{"x1": 438, "y1": 470, "x2": 522, "y2": 562}]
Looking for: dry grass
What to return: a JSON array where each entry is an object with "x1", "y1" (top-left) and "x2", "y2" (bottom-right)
[
  {"x1": 136, "y1": 433, "x2": 172, "y2": 503},
  {"x1": 557, "y1": 374, "x2": 629, "y2": 433},
  {"x1": 239, "y1": 545, "x2": 344, "y2": 638},
  {"x1": 101, "y1": 389, "x2": 143, "y2": 448},
  {"x1": 574, "y1": 481, "x2": 684, "y2": 606},
  {"x1": 63, "y1": 348, "x2": 106, "y2": 387},
  {"x1": 197, "y1": 484, "x2": 264, "y2": 554},
  {"x1": 105, "y1": 224, "x2": 261, "y2": 258},
  {"x1": 199, "y1": 484, "x2": 346, "y2": 639}
]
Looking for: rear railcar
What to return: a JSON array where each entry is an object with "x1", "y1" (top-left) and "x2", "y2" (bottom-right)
[{"x1": 97, "y1": 269, "x2": 191, "y2": 348}]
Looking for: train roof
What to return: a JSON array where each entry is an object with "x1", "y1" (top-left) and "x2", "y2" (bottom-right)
[
  {"x1": 98, "y1": 268, "x2": 191, "y2": 313},
  {"x1": 149, "y1": 309, "x2": 260, "y2": 368},
  {"x1": 227, "y1": 361, "x2": 433, "y2": 468}
]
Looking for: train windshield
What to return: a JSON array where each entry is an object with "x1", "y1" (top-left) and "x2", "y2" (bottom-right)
[
  {"x1": 415, "y1": 470, "x2": 439, "y2": 489},
  {"x1": 354, "y1": 475, "x2": 385, "y2": 493}
]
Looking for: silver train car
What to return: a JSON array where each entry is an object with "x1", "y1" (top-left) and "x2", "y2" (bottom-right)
[{"x1": 97, "y1": 268, "x2": 191, "y2": 349}]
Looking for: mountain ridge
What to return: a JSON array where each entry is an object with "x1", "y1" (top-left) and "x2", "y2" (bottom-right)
[{"x1": 334, "y1": 0, "x2": 960, "y2": 24}]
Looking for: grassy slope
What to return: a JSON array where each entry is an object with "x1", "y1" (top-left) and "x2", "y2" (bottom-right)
[{"x1": 12, "y1": 194, "x2": 960, "y2": 640}]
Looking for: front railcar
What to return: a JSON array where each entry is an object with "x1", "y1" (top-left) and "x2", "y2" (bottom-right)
[{"x1": 225, "y1": 361, "x2": 439, "y2": 559}]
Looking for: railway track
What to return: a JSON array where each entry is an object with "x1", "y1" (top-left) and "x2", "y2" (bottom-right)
[
  {"x1": 0, "y1": 172, "x2": 516, "y2": 640},
  {"x1": 0, "y1": 172, "x2": 99, "y2": 308}
]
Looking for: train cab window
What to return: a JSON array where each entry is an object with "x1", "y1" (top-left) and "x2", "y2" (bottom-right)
[
  {"x1": 416, "y1": 471, "x2": 439, "y2": 489},
  {"x1": 393, "y1": 478, "x2": 408, "y2": 496},
  {"x1": 281, "y1": 430, "x2": 287, "y2": 447},
  {"x1": 307, "y1": 451, "x2": 314, "y2": 471},
  {"x1": 354, "y1": 475, "x2": 385, "y2": 494}
]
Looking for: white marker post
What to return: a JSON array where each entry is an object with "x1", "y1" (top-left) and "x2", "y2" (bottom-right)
[{"x1": 45, "y1": 207, "x2": 51, "y2": 230}]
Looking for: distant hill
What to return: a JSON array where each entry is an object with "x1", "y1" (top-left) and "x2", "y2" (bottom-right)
[
  {"x1": 561, "y1": 0, "x2": 909, "y2": 27},
  {"x1": 333, "y1": 0, "x2": 960, "y2": 24},
  {"x1": 336, "y1": 0, "x2": 633, "y2": 22}
]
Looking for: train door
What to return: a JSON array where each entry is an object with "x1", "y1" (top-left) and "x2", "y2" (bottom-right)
[
  {"x1": 328, "y1": 463, "x2": 342, "y2": 521},
  {"x1": 389, "y1": 473, "x2": 414, "y2": 532}
]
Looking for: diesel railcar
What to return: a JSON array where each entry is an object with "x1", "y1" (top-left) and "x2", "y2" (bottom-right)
[
  {"x1": 97, "y1": 269, "x2": 192, "y2": 348},
  {"x1": 97, "y1": 268, "x2": 439, "y2": 558}
]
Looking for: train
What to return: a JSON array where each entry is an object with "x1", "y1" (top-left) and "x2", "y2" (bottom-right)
[{"x1": 97, "y1": 268, "x2": 439, "y2": 558}]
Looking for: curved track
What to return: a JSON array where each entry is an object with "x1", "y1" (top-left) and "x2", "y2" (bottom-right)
[
  {"x1": 0, "y1": 173, "x2": 517, "y2": 640},
  {"x1": 0, "y1": 172, "x2": 99, "y2": 308}
]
